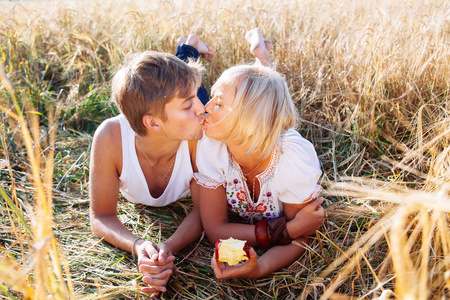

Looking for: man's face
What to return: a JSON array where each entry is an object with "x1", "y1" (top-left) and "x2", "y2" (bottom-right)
[{"x1": 159, "y1": 91, "x2": 206, "y2": 141}]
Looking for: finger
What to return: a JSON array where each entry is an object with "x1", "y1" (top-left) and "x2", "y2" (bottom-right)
[
  {"x1": 211, "y1": 252, "x2": 228, "y2": 269},
  {"x1": 211, "y1": 254, "x2": 225, "y2": 279},
  {"x1": 211, "y1": 253, "x2": 226, "y2": 269},
  {"x1": 247, "y1": 247, "x2": 258, "y2": 261},
  {"x1": 142, "y1": 268, "x2": 173, "y2": 281},
  {"x1": 317, "y1": 197, "x2": 325, "y2": 203},
  {"x1": 315, "y1": 205, "x2": 325, "y2": 214},
  {"x1": 161, "y1": 254, "x2": 176, "y2": 265},
  {"x1": 140, "y1": 263, "x2": 173, "y2": 275},
  {"x1": 140, "y1": 241, "x2": 159, "y2": 262},
  {"x1": 307, "y1": 197, "x2": 325, "y2": 211},
  {"x1": 142, "y1": 275, "x2": 170, "y2": 287},
  {"x1": 142, "y1": 254, "x2": 161, "y2": 266},
  {"x1": 141, "y1": 285, "x2": 166, "y2": 294},
  {"x1": 140, "y1": 284, "x2": 165, "y2": 294},
  {"x1": 157, "y1": 248, "x2": 175, "y2": 264},
  {"x1": 312, "y1": 205, "x2": 325, "y2": 216}
]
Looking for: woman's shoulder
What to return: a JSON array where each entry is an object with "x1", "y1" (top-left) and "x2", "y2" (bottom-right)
[
  {"x1": 272, "y1": 129, "x2": 322, "y2": 204},
  {"x1": 194, "y1": 135, "x2": 229, "y2": 186},
  {"x1": 189, "y1": 134, "x2": 225, "y2": 173},
  {"x1": 279, "y1": 129, "x2": 318, "y2": 160},
  {"x1": 197, "y1": 134, "x2": 228, "y2": 154},
  {"x1": 196, "y1": 135, "x2": 229, "y2": 170}
]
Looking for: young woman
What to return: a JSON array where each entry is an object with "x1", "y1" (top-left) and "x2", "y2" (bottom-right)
[{"x1": 194, "y1": 29, "x2": 324, "y2": 279}]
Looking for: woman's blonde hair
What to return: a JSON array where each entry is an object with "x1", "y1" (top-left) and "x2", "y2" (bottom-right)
[{"x1": 212, "y1": 64, "x2": 298, "y2": 157}]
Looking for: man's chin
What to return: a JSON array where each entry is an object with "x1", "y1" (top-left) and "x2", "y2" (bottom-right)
[{"x1": 188, "y1": 130, "x2": 205, "y2": 141}]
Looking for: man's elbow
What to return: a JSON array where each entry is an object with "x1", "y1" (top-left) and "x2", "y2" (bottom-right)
[
  {"x1": 89, "y1": 214, "x2": 102, "y2": 238},
  {"x1": 89, "y1": 208, "x2": 109, "y2": 238}
]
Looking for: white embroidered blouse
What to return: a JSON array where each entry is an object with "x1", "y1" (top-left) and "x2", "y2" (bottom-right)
[{"x1": 194, "y1": 129, "x2": 322, "y2": 221}]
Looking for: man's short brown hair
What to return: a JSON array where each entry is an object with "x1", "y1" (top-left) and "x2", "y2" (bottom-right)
[{"x1": 111, "y1": 51, "x2": 204, "y2": 136}]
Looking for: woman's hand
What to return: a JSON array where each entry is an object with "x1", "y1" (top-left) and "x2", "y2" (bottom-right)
[
  {"x1": 286, "y1": 197, "x2": 325, "y2": 239},
  {"x1": 137, "y1": 241, "x2": 175, "y2": 297},
  {"x1": 211, "y1": 247, "x2": 262, "y2": 279}
]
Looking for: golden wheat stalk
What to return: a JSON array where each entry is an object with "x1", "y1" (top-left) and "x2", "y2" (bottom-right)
[{"x1": 1, "y1": 64, "x2": 74, "y2": 299}]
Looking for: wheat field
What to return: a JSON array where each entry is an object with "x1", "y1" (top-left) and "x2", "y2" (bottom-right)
[{"x1": 0, "y1": 0, "x2": 449, "y2": 299}]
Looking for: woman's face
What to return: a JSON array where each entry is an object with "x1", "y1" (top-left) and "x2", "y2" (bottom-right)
[{"x1": 203, "y1": 84, "x2": 235, "y2": 141}]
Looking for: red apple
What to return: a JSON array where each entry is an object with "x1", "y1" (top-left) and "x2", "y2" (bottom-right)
[{"x1": 215, "y1": 237, "x2": 250, "y2": 266}]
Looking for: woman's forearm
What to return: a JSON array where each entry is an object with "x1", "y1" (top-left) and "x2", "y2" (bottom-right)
[
  {"x1": 254, "y1": 236, "x2": 311, "y2": 278},
  {"x1": 203, "y1": 222, "x2": 258, "y2": 246}
]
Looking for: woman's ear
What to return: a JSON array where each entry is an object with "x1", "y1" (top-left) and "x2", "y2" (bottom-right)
[{"x1": 142, "y1": 114, "x2": 162, "y2": 132}]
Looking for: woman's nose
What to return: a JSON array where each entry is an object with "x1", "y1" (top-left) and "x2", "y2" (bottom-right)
[
  {"x1": 204, "y1": 99, "x2": 214, "y2": 114},
  {"x1": 193, "y1": 96, "x2": 206, "y2": 115}
]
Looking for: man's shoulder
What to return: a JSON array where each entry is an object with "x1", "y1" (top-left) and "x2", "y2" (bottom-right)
[
  {"x1": 91, "y1": 116, "x2": 123, "y2": 168},
  {"x1": 93, "y1": 116, "x2": 122, "y2": 142}
]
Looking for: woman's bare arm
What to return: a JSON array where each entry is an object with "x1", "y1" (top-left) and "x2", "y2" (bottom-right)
[{"x1": 199, "y1": 185, "x2": 258, "y2": 246}]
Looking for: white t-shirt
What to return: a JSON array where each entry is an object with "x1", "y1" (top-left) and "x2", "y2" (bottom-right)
[
  {"x1": 118, "y1": 115, "x2": 191, "y2": 206},
  {"x1": 194, "y1": 129, "x2": 322, "y2": 221}
]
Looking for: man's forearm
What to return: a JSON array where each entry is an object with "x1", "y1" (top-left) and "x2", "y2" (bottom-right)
[{"x1": 90, "y1": 214, "x2": 139, "y2": 254}]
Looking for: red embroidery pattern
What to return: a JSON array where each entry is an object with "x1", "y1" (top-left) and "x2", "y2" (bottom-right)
[{"x1": 193, "y1": 173, "x2": 224, "y2": 189}]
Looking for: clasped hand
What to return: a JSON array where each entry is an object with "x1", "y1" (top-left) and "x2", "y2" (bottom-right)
[{"x1": 136, "y1": 240, "x2": 175, "y2": 297}]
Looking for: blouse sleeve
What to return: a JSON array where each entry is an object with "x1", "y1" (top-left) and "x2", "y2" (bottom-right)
[
  {"x1": 274, "y1": 130, "x2": 322, "y2": 204},
  {"x1": 193, "y1": 135, "x2": 228, "y2": 189}
]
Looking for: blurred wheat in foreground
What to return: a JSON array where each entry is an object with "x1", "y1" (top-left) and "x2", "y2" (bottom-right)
[{"x1": 0, "y1": 0, "x2": 449, "y2": 299}]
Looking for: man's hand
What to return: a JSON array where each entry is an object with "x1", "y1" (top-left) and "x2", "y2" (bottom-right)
[
  {"x1": 211, "y1": 247, "x2": 262, "y2": 279},
  {"x1": 137, "y1": 241, "x2": 175, "y2": 297},
  {"x1": 287, "y1": 197, "x2": 325, "y2": 239}
]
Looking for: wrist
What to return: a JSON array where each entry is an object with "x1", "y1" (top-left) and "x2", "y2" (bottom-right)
[
  {"x1": 267, "y1": 217, "x2": 291, "y2": 245},
  {"x1": 132, "y1": 237, "x2": 144, "y2": 259},
  {"x1": 158, "y1": 239, "x2": 175, "y2": 255},
  {"x1": 255, "y1": 217, "x2": 292, "y2": 248},
  {"x1": 286, "y1": 219, "x2": 305, "y2": 239},
  {"x1": 255, "y1": 220, "x2": 271, "y2": 248},
  {"x1": 252, "y1": 259, "x2": 266, "y2": 279}
]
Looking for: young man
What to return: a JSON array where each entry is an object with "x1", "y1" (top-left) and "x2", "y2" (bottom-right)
[{"x1": 89, "y1": 35, "x2": 212, "y2": 296}]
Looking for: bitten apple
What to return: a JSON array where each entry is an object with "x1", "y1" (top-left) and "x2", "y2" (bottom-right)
[{"x1": 215, "y1": 237, "x2": 250, "y2": 266}]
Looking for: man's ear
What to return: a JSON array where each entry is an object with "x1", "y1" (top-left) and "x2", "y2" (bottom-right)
[{"x1": 142, "y1": 114, "x2": 162, "y2": 132}]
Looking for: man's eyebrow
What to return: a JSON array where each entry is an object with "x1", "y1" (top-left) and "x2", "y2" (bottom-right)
[{"x1": 182, "y1": 95, "x2": 196, "y2": 103}]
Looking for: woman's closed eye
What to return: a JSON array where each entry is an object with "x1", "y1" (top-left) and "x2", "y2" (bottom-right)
[{"x1": 214, "y1": 98, "x2": 223, "y2": 110}]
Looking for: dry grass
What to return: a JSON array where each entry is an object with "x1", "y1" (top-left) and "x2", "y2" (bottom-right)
[{"x1": 0, "y1": 0, "x2": 449, "y2": 299}]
